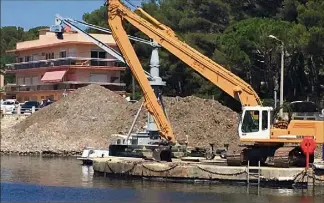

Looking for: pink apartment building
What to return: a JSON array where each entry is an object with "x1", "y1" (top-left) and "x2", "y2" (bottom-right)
[{"x1": 5, "y1": 28, "x2": 126, "y2": 102}]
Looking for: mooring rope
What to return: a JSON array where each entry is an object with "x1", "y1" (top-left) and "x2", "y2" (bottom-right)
[
  {"x1": 104, "y1": 161, "x2": 137, "y2": 174},
  {"x1": 196, "y1": 165, "x2": 246, "y2": 176},
  {"x1": 102, "y1": 160, "x2": 324, "y2": 183},
  {"x1": 142, "y1": 164, "x2": 178, "y2": 173},
  {"x1": 307, "y1": 173, "x2": 324, "y2": 182},
  {"x1": 293, "y1": 169, "x2": 307, "y2": 182}
]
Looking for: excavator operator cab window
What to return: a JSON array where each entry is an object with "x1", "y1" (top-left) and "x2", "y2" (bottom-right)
[
  {"x1": 262, "y1": 111, "x2": 268, "y2": 130},
  {"x1": 242, "y1": 110, "x2": 260, "y2": 133}
]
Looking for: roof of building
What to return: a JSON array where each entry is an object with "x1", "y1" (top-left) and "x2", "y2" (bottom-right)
[{"x1": 7, "y1": 30, "x2": 116, "y2": 53}]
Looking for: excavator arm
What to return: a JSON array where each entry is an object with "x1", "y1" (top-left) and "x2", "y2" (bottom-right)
[
  {"x1": 107, "y1": 0, "x2": 262, "y2": 107},
  {"x1": 107, "y1": 0, "x2": 175, "y2": 143}
]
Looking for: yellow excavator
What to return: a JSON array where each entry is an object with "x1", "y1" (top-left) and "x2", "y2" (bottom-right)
[{"x1": 105, "y1": 0, "x2": 324, "y2": 167}]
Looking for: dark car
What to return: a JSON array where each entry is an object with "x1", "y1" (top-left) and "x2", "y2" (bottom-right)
[
  {"x1": 40, "y1": 99, "x2": 54, "y2": 108},
  {"x1": 21, "y1": 101, "x2": 40, "y2": 114}
]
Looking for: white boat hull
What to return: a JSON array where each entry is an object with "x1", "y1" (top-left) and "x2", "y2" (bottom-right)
[{"x1": 77, "y1": 148, "x2": 110, "y2": 165}]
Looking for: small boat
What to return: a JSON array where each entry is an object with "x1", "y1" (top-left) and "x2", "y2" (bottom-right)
[{"x1": 77, "y1": 147, "x2": 109, "y2": 165}]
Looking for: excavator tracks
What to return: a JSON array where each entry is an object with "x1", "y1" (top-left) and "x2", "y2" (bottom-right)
[
  {"x1": 272, "y1": 147, "x2": 296, "y2": 168},
  {"x1": 226, "y1": 145, "x2": 311, "y2": 168},
  {"x1": 226, "y1": 147, "x2": 247, "y2": 166}
]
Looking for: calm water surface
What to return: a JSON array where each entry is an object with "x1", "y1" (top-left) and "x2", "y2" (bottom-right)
[{"x1": 1, "y1": 155, "x2": 323, "y2": 202}]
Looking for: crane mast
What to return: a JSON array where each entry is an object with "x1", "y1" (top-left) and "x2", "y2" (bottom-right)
[{"x1": 51, "y1": 14, "x2": 175, "y2": 144}]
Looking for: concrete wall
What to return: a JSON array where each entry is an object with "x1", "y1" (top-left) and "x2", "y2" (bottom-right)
[{"x1": 16, "y1": 90, "x2": 67, "y2": 102}]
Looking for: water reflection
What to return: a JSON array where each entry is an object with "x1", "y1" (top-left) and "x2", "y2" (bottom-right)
[
  {"x1": 81, "y1": 165, "x2": 94, "y2": 187},
  {"x1": 1, "y1": 155, "x2": 323, "y2": 203}
]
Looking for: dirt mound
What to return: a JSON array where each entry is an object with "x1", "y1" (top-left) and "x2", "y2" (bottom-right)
[
  {"x1": 162, "y1": 96, "x2": 240, "y2": 148},
  {"x1": 1, "y1": 84, "x2": 240, "y2": 154},
  {"x1": 1, "y1": 84, "x2": 145, "y2": 154}
]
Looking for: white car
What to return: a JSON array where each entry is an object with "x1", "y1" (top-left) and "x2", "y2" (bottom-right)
[{"x1": 1, "y1": 99, "x2": 20, "y2": 114}]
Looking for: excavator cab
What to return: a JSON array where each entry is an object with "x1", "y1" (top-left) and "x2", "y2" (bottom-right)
[{"x1": 239, "y1": 106, "x2": 273, "y2": 140}]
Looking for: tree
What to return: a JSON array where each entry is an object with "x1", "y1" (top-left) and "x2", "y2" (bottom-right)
[{"x1": 1, "y1": 26, "x2": 44, "y2": 83}]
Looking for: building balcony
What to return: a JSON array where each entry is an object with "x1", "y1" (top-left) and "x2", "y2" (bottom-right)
[{"x1": 5, "y1": 57, "x2": 126, "y2": 72}]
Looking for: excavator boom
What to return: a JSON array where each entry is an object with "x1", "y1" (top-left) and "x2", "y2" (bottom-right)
[
  {"x1": 107, "y1": 0, "x2": 262, "y2": 107},
  {"x1": 108, "y1": 1, "x2": 175, "y2": 143}
]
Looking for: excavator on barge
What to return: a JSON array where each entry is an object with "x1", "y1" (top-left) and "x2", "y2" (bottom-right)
[
  {"x1": 51, "y1": 0, "x2": 323, "y2": 167},
  {"x1": 103, "y1": 0, "x2": 323, "y2": 167}
]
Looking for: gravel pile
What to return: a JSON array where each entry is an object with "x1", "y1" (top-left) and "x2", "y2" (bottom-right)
[
  {"x1": 1, "y1": 84, "x2": 240, "y2": 155},
  {"x1": 3, "y1": 84, "x2": 320, "y2": 159},
  {"x1": 0, "y1": 85, "x2": 144, "y2": 155},
  {"x1": 161, "y1": 96, "x2": 240, "y2": 148}
]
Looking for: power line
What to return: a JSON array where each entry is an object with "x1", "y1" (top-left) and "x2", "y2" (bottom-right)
[{"x1": 124, "y1": 0, "x2": 139, "y2": 8}]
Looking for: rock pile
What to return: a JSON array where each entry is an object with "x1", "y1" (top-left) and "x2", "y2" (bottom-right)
[
  {"x1": 161, "y1": 96, "x2": 240, "y2": 148},
  {"x1": 1, "y1": 84, "x2": 239, "y2": 155},
  {"x1": 1, "y1": 85, "x2": 144, "y2": 155}
]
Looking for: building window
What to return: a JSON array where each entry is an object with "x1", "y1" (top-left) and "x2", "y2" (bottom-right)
[
  {"x1": 18, "y1": 57, "x2": 23, "y2": 63},
  {"x1": 46, "y1": 53, "x2": 55, "y2": 59},
  {"x1": 32, "y1": 54, "x2": 39, "y2": 61},
  {"x1": 111, "y1": 77, "x2": 119, "y2": 83},
  {"x1": 25, "y1": 56, "x2": 31, "y2": 62},
  {"x1": 91, "y1": 50, "x2": 106, "y2": 66},
  {"x1": 32, "y1": 76, "x2": 39, "y2": 85},
  {"x1": 24, "y1": 77, "x2": 32, "y2": 85},
  {"x1": 59, "y1": 51, "x2": 66, "y2": 58},
  {"x1": 17, "y1": 77, "x2": 24, "y2": 85}
]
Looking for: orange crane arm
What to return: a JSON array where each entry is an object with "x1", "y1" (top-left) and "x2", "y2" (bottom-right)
[
  {"x1": 107, "y1": 1, "x2": 175, "y2": 143},
  {"x1": 107, "y1": 0, "x2": 262, "y2": 107}
]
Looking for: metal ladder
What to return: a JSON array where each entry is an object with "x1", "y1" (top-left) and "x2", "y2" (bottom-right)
[{"x1": 246, "y1": 160, "x2": 261, "y2": 195}]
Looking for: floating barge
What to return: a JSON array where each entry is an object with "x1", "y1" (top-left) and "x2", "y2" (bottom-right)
[{"x1": 93, "y1": 157, "x2": 324, "y2": 187}]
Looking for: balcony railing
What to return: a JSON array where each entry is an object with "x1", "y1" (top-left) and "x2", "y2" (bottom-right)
[{"x1": 5, "y1": 57, "x2": 126, "y2": 71}]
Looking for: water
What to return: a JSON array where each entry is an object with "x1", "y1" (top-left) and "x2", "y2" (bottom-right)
[{"x1": 1, "y1": 155, "x2": 323, "y2": 202}]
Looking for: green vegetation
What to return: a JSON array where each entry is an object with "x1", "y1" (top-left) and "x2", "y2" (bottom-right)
[
  {"x1": 83, "y1": 0, "x2": 324, "y2": 106},
  {"x1": 0, "y1": 26, "x2": 48, "y2": 83},
  {"x1": 1, "y1": 0, "x2": 324, "y2": 108}
]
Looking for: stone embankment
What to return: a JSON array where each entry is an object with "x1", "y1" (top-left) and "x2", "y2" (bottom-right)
[{"x1": 1, "y1": 84, "x2": 239, "y2": 156}]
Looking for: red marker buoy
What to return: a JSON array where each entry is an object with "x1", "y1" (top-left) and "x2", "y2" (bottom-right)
[{"x1": 300, "y1": 136, "x2": 316, "y2": 169}]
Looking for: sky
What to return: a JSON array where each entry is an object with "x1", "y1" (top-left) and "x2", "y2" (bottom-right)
[{"x1": 1, "y1": 0, "x2": 142, "y2": 31}]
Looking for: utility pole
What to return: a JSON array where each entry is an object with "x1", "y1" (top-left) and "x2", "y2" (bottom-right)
[
  {"x1": 274, "y1": 75, "x2": 278, "y2": 109},
  {"x1": 132, "y1": 75, "x2": 135, "y2": 100},
  {"x1": 279, "y1": 42, "x2": 284, "y2": 118},
  {"x1": 268, "y1": 35, "x2": 284, "y2": 118}
]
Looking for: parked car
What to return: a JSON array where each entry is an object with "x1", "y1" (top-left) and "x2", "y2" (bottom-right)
[
  {"x1": 40, "y1": 99, "x2": 54, "y2": 108},
  {"x1": 20, "y1": 101, "x2": 40, "y2": 114},
  {"x1": 1, "y1": 99, "x2": 20, "y2": 114}
]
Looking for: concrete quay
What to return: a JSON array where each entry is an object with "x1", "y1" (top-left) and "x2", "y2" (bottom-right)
[{"x1": 92, "y1": 157, "x2": 324, "y2": 187}]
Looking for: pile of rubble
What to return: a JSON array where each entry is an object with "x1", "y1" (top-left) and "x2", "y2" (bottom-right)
[
  {"x1": 1, "y1": 85, "x2": 141, "y2": 155},
  {"x1": 162, "y1": 96, "x2": 240, "y2": 148},
  {"x1": 0, "y1": 84, "x2": 239, "y2": 155}
]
